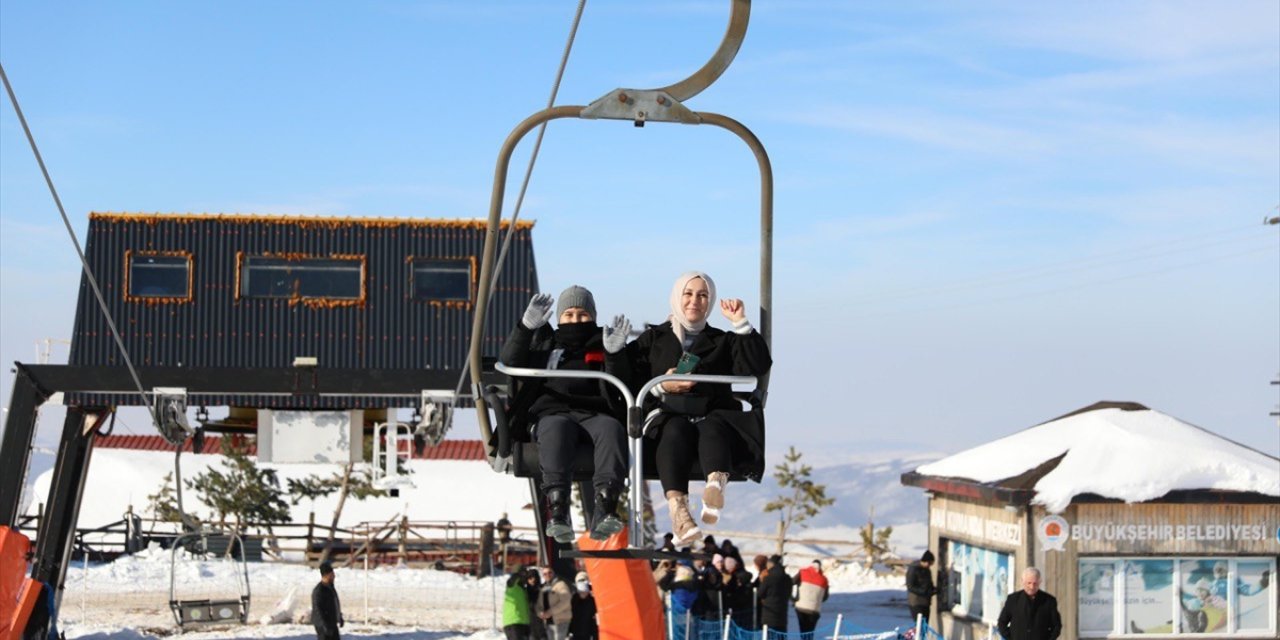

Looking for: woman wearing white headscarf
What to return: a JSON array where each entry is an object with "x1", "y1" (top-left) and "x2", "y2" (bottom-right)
[{"x1": 620, "y1": 271, "x2": 771, "y2": 543}]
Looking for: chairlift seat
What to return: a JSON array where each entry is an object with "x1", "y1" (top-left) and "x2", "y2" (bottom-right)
[
  {"x1": 489, "y1": 384, "x2": 764, "y2": 482},
  {"x1": 170, "y1": 596, "x2": 249, "y2": 626}
]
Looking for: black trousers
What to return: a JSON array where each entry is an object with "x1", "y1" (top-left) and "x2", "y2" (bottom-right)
[
  {"x1": 655, "y1": 414, "x2": 744, "y2": 493},
  {"x1": 535, "y1": 411, "x2": 627, "y2": 491},
  {"x1": 909, "y1": 604, "x2": 930, "y2": 625},
  {"x1": 797, "y1": 610, "x2": 820, "y2": 633},
  {"x1": 504, "y1": 624, "x2": 531, "y2": 640}
]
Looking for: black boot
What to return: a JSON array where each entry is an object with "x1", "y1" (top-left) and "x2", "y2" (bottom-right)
[
  {"x1": 589, "y1": 484, "x2": 625, "y2": 541},
  {"x1": 544, "y1": 487, "x2": 574, "y2": 544}
]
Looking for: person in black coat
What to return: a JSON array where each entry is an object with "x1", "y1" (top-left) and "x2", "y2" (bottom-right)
[
  {"x1": 997, "y1": 567, "x2": 1062, "y2": 640},
  {"x1": 501, "y1": 286, "x2": 632, "y2": 543},
  {"x1": 311, "y1": 562, "x2": 343, "y2": 640},
  {"x1": 619, "y1": 271, "x2": 772, "y2": 544},
  {"x1": 906, "y1": 550, "x2": 938, "y2": 624},
  {"x1": 757, "y1": 554, "x2": 793, "y2": 632},
  {"x1": 569, "y1": 572, "x2": 598, "y2": 640}
]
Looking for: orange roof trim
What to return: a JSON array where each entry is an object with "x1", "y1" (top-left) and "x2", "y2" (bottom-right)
[{"x1": 90, "y1": 211, "x2": 535, "y2": 230}]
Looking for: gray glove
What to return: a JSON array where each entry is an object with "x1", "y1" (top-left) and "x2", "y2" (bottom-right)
[
  {"x1": 602, "y1": 314, "x2": 631, "y2": 354},
  {"x1": 522, "y1": 293, "x2": 554, "y2": 329}
]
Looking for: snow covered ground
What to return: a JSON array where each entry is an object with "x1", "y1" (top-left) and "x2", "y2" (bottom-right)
[{"x1": 55, "y1": 546, "x2": 915, "y2": 639}]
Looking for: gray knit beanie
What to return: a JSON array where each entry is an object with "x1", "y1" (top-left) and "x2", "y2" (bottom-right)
[{"x1": 556, "y1": 285, "x2": 596, "y2": 318}]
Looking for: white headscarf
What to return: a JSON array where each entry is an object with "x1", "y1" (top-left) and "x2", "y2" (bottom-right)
[{"x1": 669, "y1": 271, "x2": 716, "y2": 347}]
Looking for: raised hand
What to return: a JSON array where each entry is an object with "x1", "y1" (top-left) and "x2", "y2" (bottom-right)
[
  {"x1": 602, "y1": 314, "x2": 631, "y2": 354},
  {"x1": 521, "y1": 293, "x2": 555, "y2": 329},
  {"x1": 719, "y1": 298, "x2": 746, "y2": 322}
]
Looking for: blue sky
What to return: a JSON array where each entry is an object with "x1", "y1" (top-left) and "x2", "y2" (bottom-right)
[{"x1": 2, "y1": 1, "x2": 1277, "y2": 457}]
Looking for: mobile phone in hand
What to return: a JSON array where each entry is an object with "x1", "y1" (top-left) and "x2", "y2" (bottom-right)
[{"x1": 674, "y1": 352, "x2": 700, "y2": 374}]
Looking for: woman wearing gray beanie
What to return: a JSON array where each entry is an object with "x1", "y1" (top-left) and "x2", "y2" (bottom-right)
[
  {"x1": 500, "y1": 285, "x2": 633, "y2": 544},
  {"x1": 617, "y1": 271, "x2": 771, "y2": 544}
]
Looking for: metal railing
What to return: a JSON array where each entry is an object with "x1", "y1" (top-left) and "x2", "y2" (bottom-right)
[{"x1": 495, "y1": 362, "x2": 756, "y2": 548}]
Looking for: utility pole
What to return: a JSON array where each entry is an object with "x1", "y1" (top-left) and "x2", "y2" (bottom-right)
[{"x1": 1270, "y1": 212, "x2": 1279, "y2": 426}]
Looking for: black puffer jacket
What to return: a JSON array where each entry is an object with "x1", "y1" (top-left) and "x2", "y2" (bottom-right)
[
  {"x1": 500, "y1": 322, "x2": 626, "y2": 432},
  {"x1": 757, "y1": 567, "x2": 792, "y2": 631}
]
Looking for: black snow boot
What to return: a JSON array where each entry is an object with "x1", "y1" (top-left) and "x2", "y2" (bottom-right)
[
  {"x1": 544, "y1": 486, "x2": 574, "y2": 544},
  {"x1": 589, "y1": 484, "x2": 625, "y2": 541}
]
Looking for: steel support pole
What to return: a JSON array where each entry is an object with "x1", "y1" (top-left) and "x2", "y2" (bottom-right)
[{"x1": 0, "y1": 365, "x2": 51, "y2": 526}]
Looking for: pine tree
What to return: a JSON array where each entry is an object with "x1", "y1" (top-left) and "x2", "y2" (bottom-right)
[
  {"x1": 146, "y1": 471, "x2": 183, "y2": 523},
  {"x1": 186, "y1": 438, "x2": 292, "y2": 531},
  {"x1": 317, "y1": 463, "x2": 386, "y2": 564},
  {"x1": 763, "y1": 446, "x2": 834, "y2": 556},
  {"x1": 859, "y1": 506, "x2": 894, "y2": 570}
]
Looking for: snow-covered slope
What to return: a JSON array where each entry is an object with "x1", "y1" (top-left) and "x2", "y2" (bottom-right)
[{"x1": 27, "y1": 448, "x2": 539, "y2": 530}]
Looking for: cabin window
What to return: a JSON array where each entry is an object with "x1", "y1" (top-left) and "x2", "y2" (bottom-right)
[
  {"x1": 128, "y1": 253, "x2": 191, "y2": 299},
  {"x1": 410, "y1": 258, "x2": 472, "y2": 301},
  {"x1": 240, "y1": 256, "x2": 364, "y2": 300}
]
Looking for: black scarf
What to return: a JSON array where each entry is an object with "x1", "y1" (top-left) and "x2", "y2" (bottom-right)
[{"x1": 554, "y1": 321, "x2": 600, "y2": 354}]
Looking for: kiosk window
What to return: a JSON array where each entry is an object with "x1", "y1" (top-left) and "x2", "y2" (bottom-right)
[
  {"x1": 941, "y1": 539, "x2": 1013, "y2": 624},
  {"x1": 129, "y1": 254, "x2": 191, "y2": 299},
  {"x1": 410, "y1": 258, "x2": 471, "y2": 301},
  {"x1": 1077, "y1": 557, "x2": 1276, "y2": 637},
  {"x1": 241, "y1": 256, "x2": 363, "y2": 299}
]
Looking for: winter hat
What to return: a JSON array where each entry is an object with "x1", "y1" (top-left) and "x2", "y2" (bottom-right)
[
  {"x1": 921, "y1": 550, "x2": 935, "y2": 563},
  {"x1": 575, "y1": 571, "x2": 591, "y2": 592},
  {"x1": 669, "y1": 271, "x2": 716, "y2": 345},
  {"x1": 675, "y1": 564, "x2": 695, "y2": 582},
  {"x1": 768, "y1": 554, "x2": 783, "y2": 566},
  {"x1": 557, "y1": 285, "x2": 596, "y2": 318}
]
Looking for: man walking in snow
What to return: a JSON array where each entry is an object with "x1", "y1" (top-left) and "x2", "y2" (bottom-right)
[
  {"x1": 536, "y1": 566, "x2": 573, "y2": 640},
  {"x1": 906, "y1": 550, "x2": 938, "y2": 625},
  {"x1": 311, "y1": 561, "x2": 343, "y2": 640}
]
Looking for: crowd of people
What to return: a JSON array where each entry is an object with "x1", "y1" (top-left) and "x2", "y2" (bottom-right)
[
  {"x1": 502, "y1": 565, "x2": 598, "y2": 640},
  {"x1": 500, "y1": 535, "x2": 833, "y2": 640},
  {"x1": 652, "y1": 536, "x2": 828, "y2": 634}
]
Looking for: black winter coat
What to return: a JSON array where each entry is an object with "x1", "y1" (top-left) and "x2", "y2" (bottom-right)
[
  {"x1": 569, "y1": 594, "x2": 598, "y2": 640},
  {"x1": 620, "y1": 321, "x2": 772, "y2": 479},
  {"x1": 757, "y1": 568, "x2": 792, "y2": 631},
  {"x1": 906, "y1": 562, "x2": 936, "y2": 608},
  {"x1": 997, "y1": 590, "x2": 1062, "y2": 640},
  {"x1": 311, "y1": 581, "x2": 342, "y2": 638},
  {"x1": 499, "y1": 323, "x2": 626, "y2": 436}
]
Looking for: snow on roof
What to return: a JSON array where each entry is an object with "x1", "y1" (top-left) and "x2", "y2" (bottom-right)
[{"x1": 914, "y1": 402, "x2": 1280, "y2": 513}]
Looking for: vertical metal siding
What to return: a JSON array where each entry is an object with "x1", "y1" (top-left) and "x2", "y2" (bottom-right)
[{"x1": 67, "y1": 214, "x2": 539, "y2": 408}]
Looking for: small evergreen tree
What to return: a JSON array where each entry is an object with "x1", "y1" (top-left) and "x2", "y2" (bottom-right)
[
  {"x1": 287, "y1": 474, "x2": 343, "y2": 511},
  {"x1": 859, "y1": 506, "x2": 895, "y2": 570},
  {"x1": 764, "y1": 446, "x2": 835, "y2": 555},
  {"x1": 317, "y1": 463, "x2": 386, "y2": 564},
  {"x1": 186, "y1": 438, "x2": 291, "y2": 531},
  {"x1": 146, "y1": 471, "x2": 183, "y2": 523}
]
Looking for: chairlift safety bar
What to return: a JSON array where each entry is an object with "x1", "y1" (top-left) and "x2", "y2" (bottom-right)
[{"x1": 495, "y1": 362, "x2": 755, "y2": 548}]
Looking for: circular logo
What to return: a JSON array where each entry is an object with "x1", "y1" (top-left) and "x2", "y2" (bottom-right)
[{"x1": 1038, "y1": 515, "x2": 1070, "y2": 552}]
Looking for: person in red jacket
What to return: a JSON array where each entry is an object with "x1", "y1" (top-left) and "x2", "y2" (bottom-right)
[{"x1": 794, "y1": 560, "x2": 830, "y2": 635}]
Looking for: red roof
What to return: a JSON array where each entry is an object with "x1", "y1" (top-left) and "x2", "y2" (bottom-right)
[{"x1": 95, "y1": 435, "x2": 486, "y2": 461}]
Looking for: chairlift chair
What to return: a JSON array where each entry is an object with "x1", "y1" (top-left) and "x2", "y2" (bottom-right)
[
  {"x1": 466, "y1": 0, "x2": 772, "y2": 562},
  {"x1": 168, "y1": 529, "x2": 251, "y2": 628}
]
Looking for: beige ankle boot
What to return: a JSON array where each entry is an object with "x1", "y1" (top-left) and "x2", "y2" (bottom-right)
[
  {"x1": 666, "y1": 490, "x2": 701, "y2": 544},
  {"x1": 701, "y1": 471, "x2": 729, "y2": 525}
]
